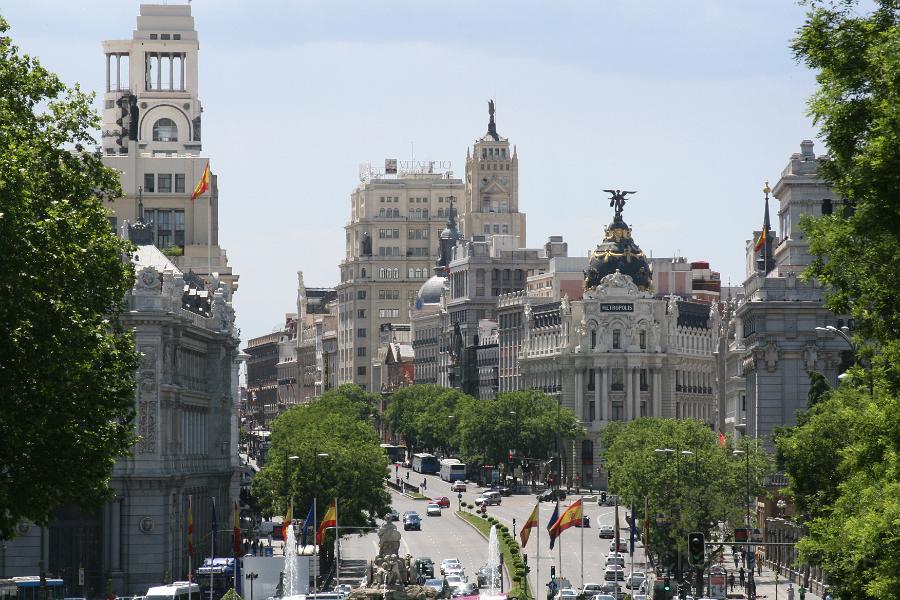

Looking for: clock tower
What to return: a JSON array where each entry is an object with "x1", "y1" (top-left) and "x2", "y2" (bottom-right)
[{"x1": 461, "y1": 101, "x2": 526, "y2": 246}]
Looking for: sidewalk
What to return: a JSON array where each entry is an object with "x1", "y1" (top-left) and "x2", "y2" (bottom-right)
[{"x1": 750, "y1": 566, "x2": 822, "y2": 600}]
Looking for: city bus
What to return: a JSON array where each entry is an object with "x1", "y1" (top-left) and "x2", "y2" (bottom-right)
[
  {"x1": 411, "y1": 453, "x2": 439, "y2": 474},
  {"x1": 0, "y1": 580, "x2": 17, "y2": 600},
  {"x1": 380, "y1": 443, "x2": 408, "y2": 465},
  {"x1": 439, "y1": 459, "x2": 467, "y2": 482},
  {"x1": 195, "y1": 557, "x2": 235, "y2": 600},
  {"x1": 11, "y1": 577, "x2": 65, "y2": 600}
]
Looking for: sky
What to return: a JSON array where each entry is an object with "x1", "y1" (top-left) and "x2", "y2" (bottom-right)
[{"x1": 4, "y1": 0, "x2": 822, "y2": 342}]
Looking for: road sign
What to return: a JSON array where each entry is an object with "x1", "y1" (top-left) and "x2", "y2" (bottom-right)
[{"x1": 457, "y1": 492, "x2": 462, "y2": 499}]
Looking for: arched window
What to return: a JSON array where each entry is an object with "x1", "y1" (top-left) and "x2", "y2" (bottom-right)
[
  {"x1": 392, "y1": 208, "x2": 399, "y2": 217},
  {"x1": 152, "y1": 118, "x2": 178, "y2": 142},
  {"x1": 379, "y1": 208, "x2": 386, "y2": 217}
]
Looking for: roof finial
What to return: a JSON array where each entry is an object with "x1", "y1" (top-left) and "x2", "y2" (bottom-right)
[
  {"x1": 763, "y1": 180, "x2": 771, "y2": 199},
  {"x1": 603, "y1": 189, "x2": 637, "y2": 221},
  {"x1": 487, "y1": 99, "x2": 499, "y2": 141}
]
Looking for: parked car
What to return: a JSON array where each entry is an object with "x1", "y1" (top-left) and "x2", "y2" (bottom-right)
[
  {"x1": 441, "y1": 558, "x2": 462, "y2": 575},
  {"x1": 451, "y1": 583, "x2": 479, "y2": 597},
  {"x1": 537, "y1": 489, "x2": 567, "y2": 502},
  {"x1": 414, "y1": 557, "x2": 435, "y2": 578},
  {"x1": 403, "y1": 513, "x2": 421, "y2": 531},
  {"x1": 433, "y1": 496, "x2": 450, "y2": 508},
  {"x1": 426, "y1": 503, "x2": 442, "y2": 516},
  {"x1": 451, "y1": 481, "x2": 466, "y2": 492}
]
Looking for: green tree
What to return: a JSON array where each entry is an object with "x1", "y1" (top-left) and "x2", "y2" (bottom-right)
[
  {"x1": 0, "y1": 16, "x2": 138, "y2": 539},
  {"x1": 382, "y1": 384, "x2": 474, "y2": 454},
  {"x1": 602, "y1": 418, "x2": 770, "y2": 570},
  {"x1": 252, "y1": 385, "x2": 390, "y2": 527},
  {"x1": 795, "y1": 0, "x2": 900, "y2": 391}
]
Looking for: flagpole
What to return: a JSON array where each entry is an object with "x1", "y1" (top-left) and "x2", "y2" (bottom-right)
[
  {"x1": 580, "y1": 497, "x2": 584, "y2": 589},
  {"x1": 335, "y1": 497, "x2": 340, "y2": 588},
  {"x1": 188, "y1": 495, "x2": 193, "y2": 600},
  {"x1": 313, "y1": 496, "x2": 317, "y2": 595},
  {"x1": 207, "y1": 189, "x2": 212, "y2": 280},
  {"x1": 211, "y1": 497, "x2": 216, "y2": 600},
  {"x1": 536, "y1": 505, "x2": 540, "y2": 600}
]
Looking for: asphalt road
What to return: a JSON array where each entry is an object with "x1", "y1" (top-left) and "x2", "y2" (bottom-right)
[{"x1": 376, "y1": 467, "x2": 651, "y2": 598}]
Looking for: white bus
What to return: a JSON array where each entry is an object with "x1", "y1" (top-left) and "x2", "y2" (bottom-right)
[{"x1": 439, "y1": 458, "x2": 467, "y2": 482}]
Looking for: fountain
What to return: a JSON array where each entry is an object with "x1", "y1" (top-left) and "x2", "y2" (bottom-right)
[
  {"x1": 480, "y1": 525, "x2": 504, "y2": 600},
  {"x1": 282, "y1": 524, "x2": 303, "y2": 599},
  {"x1": 348, "y1": 520, "x2": 437, "y2": 600}
]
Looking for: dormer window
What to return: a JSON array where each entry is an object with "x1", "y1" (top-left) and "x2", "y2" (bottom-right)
[{"x1": 152, "y1": 118, "x2": 178, "y2": 142}]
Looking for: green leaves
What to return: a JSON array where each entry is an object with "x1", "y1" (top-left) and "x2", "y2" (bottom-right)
[
  {"x1": 252, "y1": 385, "x2": 390, "y2": 528},
  {"x1": 0, "y1": 14, "x2": 137, "y2": 539}
]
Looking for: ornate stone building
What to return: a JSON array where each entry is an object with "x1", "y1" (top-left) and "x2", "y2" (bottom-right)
[{"x1": 511, "y1": 198, "x2": 718, "y2": 488}]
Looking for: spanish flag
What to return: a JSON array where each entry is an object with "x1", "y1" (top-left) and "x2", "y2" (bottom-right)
[
  {"x1": 520, "y1": 503, "x2": 540, "y2": 548},
  {"x1": 233, "y1": 502, "x2": 241, "y2": 557},
  {"x1": 191, "y1": 162, "x2": 211, "y2": 201},
  {"x1": 718, "y1": 432, "x2": 727, "y2": 447},
  {"x1": 754, "y1": 228, "x2": 766, "y2": 252},
  {"x1": 187, "y1": 495, "x2": 194, "y2": 559},
  {"x1": 284, "y1": 499, "x2": 293, "y2": 531},
  {"x1": 549, "y1": 498, "x2": 583, "y2": 539},
  {"x1": 317, "y1": 500, "x2": 337, "y2": 545}
]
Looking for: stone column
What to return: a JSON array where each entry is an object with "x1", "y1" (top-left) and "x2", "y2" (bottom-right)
[
  {"x1": 106, "y1": 54, "x2": 110, "y2": 92},
  {"x1": 653, "y1": 370, "x2": 662, "y2": 416},
  {"x1": 180, "y1": 54, "x2": 185, "y2": 90},
  {"x1": 633, "y1": 367, "x2": 641, "y2": 418},
  {"x1": 594, "y1": 367, "x2": 602, "y2": 423},
  {"x1": 111, "y1": 499, "x2": 121, "y2": 572},
  {"x1": 625, "y1": 367, "x2": 633, "y2": 421},
  {"x1": 115, "y1": 53, "x2": 121, "y2": 91},
  {"x1": 156, "y1": 54, "x2": 162, "y2": 90},
  {"x1": 575, "y1": 369, "x2": 584, "y2": 423},
  {"x1": 168, "y1": 54, "x2": 174, "y2": 91}
]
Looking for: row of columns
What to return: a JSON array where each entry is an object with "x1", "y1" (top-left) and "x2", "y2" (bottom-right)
[
  {"x1": 105, "y1": 53, "x2": 128, "y2": 92},
  {"x1": 574, "y1": 365, "x2": 662, "y2": 423},
  {"x1": 145, "y1": 52, "x2": 186, "y2": 92}
]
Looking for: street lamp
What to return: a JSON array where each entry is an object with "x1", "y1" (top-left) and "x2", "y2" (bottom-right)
[
  {"x1": 732, "y1": 443, "x2": 753, "y2": 598},
  {"x1": 245, "y1": 572, "x2": 258, "y2": 600},
  {"x1": 313, "y1": 451, "x2": 330, "y2": 594},
  {"x1": 653, "y1": 448, "x2": 677, "y2": 578}
]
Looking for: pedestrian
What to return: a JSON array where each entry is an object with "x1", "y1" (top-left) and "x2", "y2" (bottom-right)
[
  {"x1": 787, "y1": 583, "x2": 794, "y2": 600},
  {"x1": 824, "y1": 587, "x2": 832, "y2": 600},
  {"x1": 798, "y1": 585, "x2": 806, "y2": 600},
  {"x1": 733, "y1": 552, "x2": 739, "y2": 568},
  {"x1": 728, "y1": 573, "x2": 735, "y2": 591},
  {"x1": 757, "y1": 552, "x2": 763, "y2": 576},
  {"x1": 406, "y1": 471, "x2": 410, "y2": 480},
  {"x1": 739, "y1": 567, "x2": 745, "y2": 588},
  {"x1": 423, "y1": 479, "x2": 427, "y2": 490}
]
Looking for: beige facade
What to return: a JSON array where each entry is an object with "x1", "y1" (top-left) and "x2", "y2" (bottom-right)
[
  {"x1": 100, "y1": 4, "x2": 237, "y2": 292},
  {"x1": 337, "y1": 174, "x2": 463, "y2": 390}
]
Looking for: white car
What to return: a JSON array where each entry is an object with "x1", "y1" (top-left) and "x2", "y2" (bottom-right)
[
  {"x1": 445, "y1": 575, "x2": 465, "y2": 589},
  {"x1": 441, "y1": 559, "x2": 462, "y2": 575},
  {"x1": 604, "y1": 567, "x2": 626, "y2": 582},
  {"x1": 609, "y1": 538, "x2": 628, "y2": 552},
  {"x1": 446, "y1": 566, "x2": 466, "y2": 579},
  {"x1": 554, "y1": 589, "x2": 578, "y2": 600},
  {"x1": 426, "y1": 503, "x2": 442, "y2": 516},
  {"x1": 581, "y1": 583, "x2": 604, "y2": 597},
  {"x1": 451, "y1": 481, "x2": 466, "y2": 492},
  {"x1": 606, "y1": 555, "x2": 625, "y2": 568},
  {"x1": 591, "y1": 596, "x2": 617, "y2": 600},
  {"x1": 626, "y1": 572, "x2": 646, "y2": 590}
]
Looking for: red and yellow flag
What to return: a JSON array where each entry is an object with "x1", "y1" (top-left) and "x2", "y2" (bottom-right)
[
  {"x1": 520, "y1": 503, "x2": 540, "y2": 548},
  {"x1": 317, "y1": 500, "x2": 337, "y2": 545},
  {"x1": 549, "y1": 498, "x2": 583, "y2": 539},
  {"x1": 284, "y1": 499, "x2": 293, "y2": 530},
  {"x1": 187, "y1": 495, "x2": 194, "y2": 559},
  {"x1": 718, "y1": 432, "x2": 727, "y2": 447},
  {"x1": 233, "y1": 501, "x2": 241, "y2": 557},
  {"x1": 754, "y1": 228, "x2": 767, "y2": 252},
  {"x1": 191, "y1": 162, "x2": 211, "y2": 201}
]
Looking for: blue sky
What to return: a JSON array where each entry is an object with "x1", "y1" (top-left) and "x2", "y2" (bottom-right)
[{"x1": 5, "y1": 1, "x2": 821, "y2": 341}]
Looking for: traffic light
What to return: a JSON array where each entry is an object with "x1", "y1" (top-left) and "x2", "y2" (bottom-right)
[
  {"x1": 508, "y1": 449, "x2": 514, "y2": 461},
  {"x1": 600, "y1": 491, "x2": 607, "y2": 504},
  {"x1": 688, "y1": 532, "x2": 705, "y2": 566},
  {"x1": 550, "y1": 566, "x2": 556, "y2": 579},
  {"x1": 523, "y1": 554, "x2": 530, "y2": 574},
  {"x1": 663, "y1": 577, "x2": 672, "y2": 600}
]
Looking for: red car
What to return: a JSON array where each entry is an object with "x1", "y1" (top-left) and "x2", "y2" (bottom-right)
[{"x1": 433, "y1": 496, "x2": 450, "y2": 508}]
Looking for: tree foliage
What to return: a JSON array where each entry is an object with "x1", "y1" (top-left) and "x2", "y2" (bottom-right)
[
  {"x1": 0, "y1": 15, "x2": 138, "y2": 539},
  {"x1": 795, "y1": 0, "x2": 900, "y2": 391},
  {"x1": 776, "y1": 385, "x2": 899, "y2": 600},
  {"x1": 602, "y1": 418, "x2": 770, "y2": 568},
  {"x1": 251, "y1": 385, "x2": 390, "y2": 528}
]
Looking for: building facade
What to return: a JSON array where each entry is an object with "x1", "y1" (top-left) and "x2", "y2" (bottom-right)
[
  {"x1": 720, "y1": 141, "x2": 850, "y2": 447},
  {"x1": 100, "y1": 4, "x2": 237, "y2": 293}
]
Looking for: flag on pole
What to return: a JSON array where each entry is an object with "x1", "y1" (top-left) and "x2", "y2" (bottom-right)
[
  {"x1": 284, "y1": 499, "x2": 293, "y2": 530},
  {"x1": 191, "y1": 162, "x2": 211, "y2": 201},
  {"x1": 520, "y1": 503, "x2": 540, "y2": 548},
  {"x1": 629, "y1": 503, "x2": 637, "y2": 555},
  {"x1": 317, "y1": 500, "x2": 337, "y2": 545},
  {"x1": 643, "y1": 496, "x2": 651, "y2": 558},
  {"x1": 753, "y1": 228, "x2": 767, "y2": 252},
  {"x1": 233, "y1": 502, "x2": 241, "y2": 557},
  {"x1": 718, "y1": 431, "x2": 727, "y2": 447},
  {"x1": 549, "y1": 499, "x2": 584, "y2": 540},
  {"x1": 300, "y1": 504, "x2": 314, "y2": 547},
  {"x1": 211, "y1": 497, "x2": 218, "y2": 543},
  {"x1": 614, "y1": 499, "x2": 621, "y2": 551},
  {"x1": 187, "y1": 495, "x2": 194, "y2": 558},
  {"x1": 547, "y1": 501, "x2": 560, "y2": 550}
]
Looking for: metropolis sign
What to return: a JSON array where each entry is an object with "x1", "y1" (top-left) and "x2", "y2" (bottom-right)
[{"x1": 600, "y1": 303, "x2": 634, "y2": 312}]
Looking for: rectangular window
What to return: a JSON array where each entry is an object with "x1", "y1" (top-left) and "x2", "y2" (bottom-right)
[
  {"x1": 640, "y1": 369, "x2": 649, "y2": 391},
  {"x1": 174, "y1": 209, "x2": 185, "y2": 245},
  {"x1": 379, "y1": 290, "x2": 386, "y2": 300},
  {"x1": 484, "y1": 225, "x2": 491, "y2": 234},
  {"x1": 108, "y1": 217, "x2": 118, "y2": 233},
  {"x1": 357, "y1": 347, "x2": 366, "y2": 357},
  {"x1": 158, "y1": 173, "x2": 172, "y2": 193},
  {"x1": 357, "y1": 290, "x2": 366, "y2": 300},
  {"x1": 144, "y1": 173, "x2": 155, "y2": 193},
  {"x1": 502, "y1": 224, "x2": 509, "y2": 234},
  {"x1": 357, "y1": 366, "x2": 367, "y2": 376},
  {"x1": 175, "y1": 173, "x2": 185, "y2": 193},
  {"x1": 173, "y1": 34, "x2": 181, "y2": 40},
  {"x1": 611, "y1": 368, "x2": 624, "y2": 391},
  {"x1": 613, "y1": 329, "x2": 621, "y2": 349},
  {"x1": 161, "y1": 33, "x2": 171, "y2": 40},
  {"x1": 357, "y1": 328, "x2": 367, "y2": 338},
  {"x1": 640, "y1": 330, "x2": 646, "y2": 350},
  {"x1": 357, "y1": 309, "x2": 367, "y2": 318}
]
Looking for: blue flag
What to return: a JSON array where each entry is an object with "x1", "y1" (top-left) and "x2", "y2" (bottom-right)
[
  {"x1": 211, "y1": 497, "x2": 218, "y2": 548},
  {"x1": 547, "y1": 501, "x2": 560, "y2": 550},
  {"x1": 300, "y1": 505, "x2": 315, "y2": 547},
  {"x1": 629, "y1": 503, "x2": 636, "y2": 555}
]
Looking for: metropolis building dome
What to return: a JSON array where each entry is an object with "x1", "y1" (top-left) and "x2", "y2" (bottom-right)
[
  {"x1": 584, "y1": 190, "x2": 652, "y2": 292},
  {"x1": 416, "y1": 199, "x2": 464, "y2": 308}
]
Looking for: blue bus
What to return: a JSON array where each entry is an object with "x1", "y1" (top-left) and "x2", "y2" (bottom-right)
[
  {"x1": 380, "y1": 444, "x2": 408, "y2": 465},
  {"x1": 195, "y1": 558, "x2": 236, "y2": 600},
  {"x1": 411, "y1": 453, "x2": 439, "y2": 474},
  {"x1": 12, "y1": 577, "x2": 65, "y2": 600}
]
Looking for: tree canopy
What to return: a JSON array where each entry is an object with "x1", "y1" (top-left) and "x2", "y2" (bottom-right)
[
  {"x1": 786, "y1": 2, "x2": 900, "y2": 597},
  {"x1": 601, "y1": 418, "x2": 770, "y2": 570},
  {"x1": 252, "y1": 385, "x2": 390, "y2": 527},
  {"x1": 0, "y1": 15, "x2": 138, "y2": 539}
]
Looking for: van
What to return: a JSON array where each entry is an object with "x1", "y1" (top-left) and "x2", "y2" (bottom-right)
[
  {"x1": 482, "y1": 491, "x2": 502, "y2": 506},
  {"x1": 145, "y1": 582, "x2": 200, "y2": 600}
]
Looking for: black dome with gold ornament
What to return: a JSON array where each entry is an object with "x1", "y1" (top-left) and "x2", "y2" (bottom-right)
[{"x1": 584, "y1": 190, "x2": 652, "y2": 292}]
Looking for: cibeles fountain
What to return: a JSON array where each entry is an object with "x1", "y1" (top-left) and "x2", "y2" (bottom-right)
[{"x1": 348, "y1": 520, "x2": 437, "y2": 600}]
